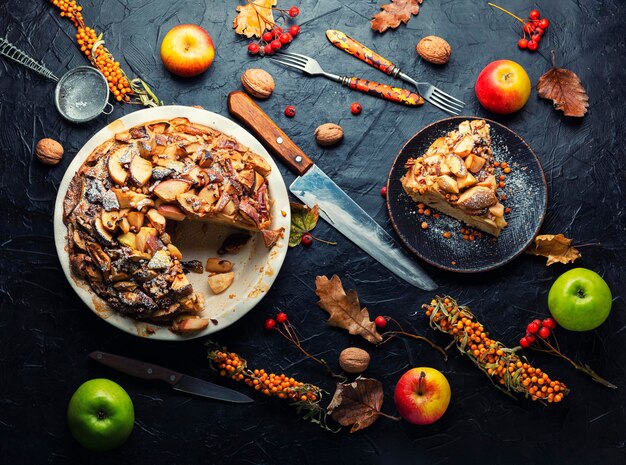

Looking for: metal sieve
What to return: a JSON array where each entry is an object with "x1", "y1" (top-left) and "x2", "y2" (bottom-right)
[{"x1": 0, "y1": 37, "x2": 113, "y2": 123}]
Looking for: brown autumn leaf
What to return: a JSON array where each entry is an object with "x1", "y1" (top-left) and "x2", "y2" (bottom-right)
[
  {"x1": 315, "y1": 275, "x2": 383, "y2": 344},
  {"x1": 371, "y1": 0, "x2": 423, "y2": 33},
  {"x1": 327, "y1": 377, "x2": 384, "y2": 432},
  {"x1": 233, "y1": 0, "x2": 276, "y2": 39},
  {"x1": 525, "y1": 234, "x2": 581, "y2": 266},
  {"x1": 537, "y1": 52, "x2": 589, "y2": 117}
]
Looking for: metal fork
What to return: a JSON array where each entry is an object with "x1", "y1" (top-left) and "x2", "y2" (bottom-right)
[
  {"x1": 270, "y1": 51, "x2": 431, "y2": 109},
  {"x1": 271, "y1": 50, "x2": 463, "y2": 115}
]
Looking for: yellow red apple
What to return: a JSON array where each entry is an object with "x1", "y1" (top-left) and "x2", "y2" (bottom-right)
[
  {"x1": 394, "y1": 367, "x2": 451, "y2": 425},
  {"x1": 160, "y1": 25, "x2": 214, "y2": 77},
  {"x1": 475, "y1": 60, "x2": 531, "y2": 114}
]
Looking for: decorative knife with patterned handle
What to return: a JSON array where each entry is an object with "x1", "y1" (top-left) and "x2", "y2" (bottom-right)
[{"x1": 326, "y1": 30, "x2": 401, "y2": 77}]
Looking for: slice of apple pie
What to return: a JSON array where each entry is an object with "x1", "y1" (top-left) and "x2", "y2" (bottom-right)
[
  {"x1": 63, "y1": 117, "x2": 280, "y2": 333},
  {"x1": 401, "y1": 119, "x2": 507, "y2": 237}
]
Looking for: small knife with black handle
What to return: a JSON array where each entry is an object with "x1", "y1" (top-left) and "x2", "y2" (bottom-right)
[{"x1": 89, "y1": 351, "x2": 253, "y2": 404}]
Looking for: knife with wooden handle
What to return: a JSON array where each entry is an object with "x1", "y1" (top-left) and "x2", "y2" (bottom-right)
[{"x1": 227, "y1": 91, "x2": 437, "y2": 291}]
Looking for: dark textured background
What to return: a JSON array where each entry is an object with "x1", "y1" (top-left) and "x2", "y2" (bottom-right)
[{"x1": 1, "y1": 1, "x2": 625, "y2": 464}]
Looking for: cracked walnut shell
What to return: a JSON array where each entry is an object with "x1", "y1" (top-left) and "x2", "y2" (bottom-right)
[
  {"x1": 241, "y1": 68, "x2": 275, "y2": 99},
  {"x1": 315, "y1": 123, "x2": 343, "y2": 147},
  {"x1": 416, "y1": 36, "x2": 451, "y2": 65},
  {"x1": 35, "y1": 138, "x2": 64, "y2": 165}
]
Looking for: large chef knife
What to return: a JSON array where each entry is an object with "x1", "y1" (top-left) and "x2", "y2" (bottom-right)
[
  {"x1": 227, "y1": 91, "x2": 436, "y2": 291},
  {"x1": 89, "y1": 351, "x2": 253, "y2": 404}
]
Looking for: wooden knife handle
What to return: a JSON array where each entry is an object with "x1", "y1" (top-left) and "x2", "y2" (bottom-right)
[
  {"x1": 326, "y1": 29, "x2": 399, "y2": 76},
  {"x1": 89, "y1": 351, "x2": 183, "y2": 385},
  {"x1": 344, "y1": 77, "x2": 424, "y2": 106},
  {"x1": 227, "y1": 91, "x2": 314, "y2": 176}
]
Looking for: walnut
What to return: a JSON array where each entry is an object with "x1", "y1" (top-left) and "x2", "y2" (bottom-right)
[
  {"x1": 241, "y1": 68, "x2": 275, "y2": 99},
  {"x1": 416, "y1": 36, "x2": 451, "y2": 65},
  {"x1": 314, "y1": 123, "x2": 344, "y2": 147},
  {"x1": 338, "y1": 347, "x2": 370, "y2": 374},
  {"x1": 35, "y1": 138, "x2": 64, "y2": 165}
]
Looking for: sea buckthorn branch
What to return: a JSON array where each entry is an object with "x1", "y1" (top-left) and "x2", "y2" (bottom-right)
[
  {"x1": 49, "y1": 0, "x2": 160, "y2": 107},
  {"x1": 423, "y1": 296, "x2": 569, "y2": 403},
  {"x1": 206, "y1": 342, "x2": 334, "y2": 430}
]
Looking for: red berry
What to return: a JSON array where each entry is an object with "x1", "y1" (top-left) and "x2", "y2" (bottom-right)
[
  {"x1": 538, "y1": 18, "x2": 549, "y2": 29},
  {"x1": 529, "y1": 9, "x2": 540, "y2": 20},
  {"x1": 273, "y1": 27, "x2": 283, "y2": 37},
  {"x1": 523, "y1": 23, "x2": 534, "y2": 34},
  {"x1": 526, "y1": 334, "x2": 536, "y2": 343},
  {"x1": 264, "y1": 44, "x2": 274, "y2": 55},
  {"x1": 264, "y1": 318, "x2": 276, "y2": 330},
  {"x1": 535, "y1": 27, "x2": 544, "y2": 36},
  {"x1": 520, "y1": 337, "x2": 531, "y2": 348},
  {"x1": 375, "y1": 316, "x2": 387, "y2": 329},
  {"x1": 284, "y1": 105, "x2": 296, "y2": 117},
  {"x1": 527, "y1": 40, "x2": 538, "y2": 51},
  {"x1": 380, "y1": 186, "x2": 387, "y2": 198},
  {"x1": 538, "y1": 326, "x2": 550, "y2": 339},
  {"x1": 270, "y1": 39, "x2": 282, "y2": 50},
  {"x1": 350, "y1": 102, "x2": 362, "y2": 115},
  {"x1": 262, "y1": 31, "x2": 273, "y2": 42},
  {"x1": 301, "y1": 233, "x2": 313, "y2": 246},
  {"x1": 280, "y1": 33, "x2": 293, "y2": 45},
  {"x1": 531, "y1": 34, "x2": 541, "y2": 43},
  {"x1": 542, "y1": 318, "x2": 557, "y2": 329},
  {"x1": 276, "y1": 312, "x2": 287, "y2": 323},
  {"x1": 289, "y1": 25, "x2": 300, "y2": 37},
  {"x1": 532, "y1": 319, "x2": 542, "y2": 326},
  {"x1": 248, "y1": 43, "x2": 260, "y2": 55},
  {"x1": 518, "y1": 38, "x2": 528, "y2": 49},
  {"x1": 527, "y1": 322, "x2": 539, "y2": 334},
  {"x1": 289, "y1": 6, "x2": 300, "y2": 17}
]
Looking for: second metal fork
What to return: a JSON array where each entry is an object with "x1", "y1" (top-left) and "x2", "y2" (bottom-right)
[{"x1": 270, "y1": 51, "x2": 426, "y2": 108}]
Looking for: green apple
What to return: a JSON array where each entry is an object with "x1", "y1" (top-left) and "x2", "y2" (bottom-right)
[
  {"x1": 67, "y1": 379, "x2": 134, "y2": 451},
  {"x1": 548, "y1": 268, "x2": 612, "y2": 331}
]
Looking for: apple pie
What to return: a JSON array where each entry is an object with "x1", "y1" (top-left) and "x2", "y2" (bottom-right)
[
  {"x1": 63, "y1": 117, "x2": 280, "y2": 333},
  {"x1": 401, "y1": 119, "x2": 507, "y2": 237}
]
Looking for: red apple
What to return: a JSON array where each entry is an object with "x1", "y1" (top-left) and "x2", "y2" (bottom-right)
[
  {"x1": 475, "y1": 60, "x2": 531, "y2": 114},
  {"x1": 394, "y1": 367, "x2": 451, "y2": 425},
  {"x1": 160, "y1": 25, "x2": 215, "y2": 77}
]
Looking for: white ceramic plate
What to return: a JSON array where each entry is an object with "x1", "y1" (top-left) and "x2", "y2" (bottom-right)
[{"x1": 54, "y1": 105, "x2": 291, "y2": 340}]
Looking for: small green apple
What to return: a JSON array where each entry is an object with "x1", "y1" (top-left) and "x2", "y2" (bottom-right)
[
  {"x1": 548, "y1": 268, "x2": 612, "y2": 331},
  {"x1": 67, "y1": 378, "x2": 134, "y2": 451}
]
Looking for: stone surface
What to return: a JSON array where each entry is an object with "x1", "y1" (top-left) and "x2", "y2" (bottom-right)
[{"x1": 0, "y1": 1, "x2": 625, "y2": 464}]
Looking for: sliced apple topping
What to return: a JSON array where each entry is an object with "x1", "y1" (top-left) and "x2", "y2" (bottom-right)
[
  {"x1": 119, "y1": 217, "x2": 131, "y2": 234},
  {"x1": 170, "y1": 273, "x2": 192, "y2": 295},
  {"x1": 129, "y1": 154, "x2": 153, "y2": 186},
  {"x1": 453, "y1": 134, "x2": 475, "y2": 157},
  {"x1": 489, "y1": 203, "x2": 505, "y2": 218},
  {"x1": 243, "y1": 152, "x2": 271, "y2": 176},
  {"x1": 147, "y1": 249, "x2": 171, "y2": 270},
  {"x1": 171, "y1": 315, "x2": 209, "y2": 333},
  {"x1": 94, "y1": 217, "x2": 115, "y2": 247},
  {"x1": 465, "y1": 154, "x2": 486, "y2": 173},
  {"x1": 135, "y1": 227, "x2": 158, "y2": 253},
  {"x1": 177, "y1": 192, "x2": 209, "y2": 217},
  {"x1": 153, "y1": 179, "x2": 192, "y2": 202},
  {"x1": 167, "y1": 243, "x2": 183, "y2": 260},
  {"x1": 437, "y1": 175, "x2": 459, "y2": 194},
  {"x1": 101, "y1": 210, "x2": 121, "y2": 232},
  {"x1": 457, "y1": 186, "x2": 498, "y2": 210},
  {"x1": 446, "y1": 154, "x2": 467, "y2": 177},
  {"x1": 157, "y1": 204, "x2": 186, "y2": 221},
  {"x1": 107, "y1": 147, "x2": 128, "y2": 186},
  {"x1": 205, "y1": 258, "x2": 234, "y2": 273},
  {"x1": 457, "y1": 172, "x2": 477, "y2": 189},
  {"x1": 146, "y1": 208, "x2": 166, "y2": 233},
  {"x1": 208, "y1": 271, "x2": 235, "y2": 294},
  {"x1": 117, "y1": 232, "x2": 137, "y2": 249},
  {"x1": 126, "y1": 211, "x2": 145, "y2": 232}
]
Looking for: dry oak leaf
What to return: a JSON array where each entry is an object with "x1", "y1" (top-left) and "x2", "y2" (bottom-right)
[
  {"x1": 537, "y1": 52, "x2": 589, "y2": 117},
  {"x1": 525, "y1": 234, "x2": 581, "y2": 266},
  {"x1": 315, "y1": 275, "x2": 383, "y2": 344},
  {"x1": 327, "y1": 377, "x2": 384, "y2": 432},
  {"x1": 371, "y1": 0, "x2": 423, "y2": 33},
  {"x1": 233, "y1": 0, "x2": 276, "y2": 39}
]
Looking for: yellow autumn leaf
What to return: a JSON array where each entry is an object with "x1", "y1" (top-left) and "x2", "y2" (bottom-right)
[
  {"x1": 525, "y1": 234, "x2": 581, "y2": 266},
  {"x1": 233, "y1": 0, "x2": 277, "y2": 38}
]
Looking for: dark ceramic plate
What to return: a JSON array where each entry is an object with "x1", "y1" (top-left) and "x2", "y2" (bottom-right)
[{"x1": 386, "y1": 116, "x2": 547, "y2": 273}]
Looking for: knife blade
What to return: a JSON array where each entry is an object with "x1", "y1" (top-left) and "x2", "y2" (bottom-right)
[
  {"x1": 227, "y1": 91, "x2": 437, "y2": 291},
  {"x1": 89, "y1": 351, "x2": 253, "y2": 404}
]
